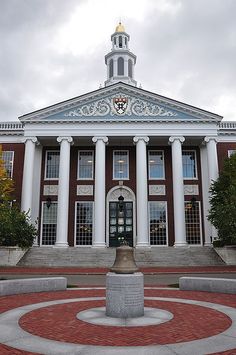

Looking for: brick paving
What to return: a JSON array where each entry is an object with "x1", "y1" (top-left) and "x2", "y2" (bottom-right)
[
  {"x1": 1, "y1": 265, "x2": 236, "y2": 274},
  {"x1": 0, "y1": 288, "x2": 236, "y2": 354}
]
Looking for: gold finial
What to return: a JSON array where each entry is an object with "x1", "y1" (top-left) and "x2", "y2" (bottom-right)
[{"x1": 115, "y1": 21, "x2": 125, "y2": 33}]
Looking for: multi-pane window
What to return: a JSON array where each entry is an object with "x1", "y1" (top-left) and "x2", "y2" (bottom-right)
[
  {"x1": 185, "y1": 201, "x2": 201, "y2": 245},
  {"x1": 75, "y1": 202, "x2": 93, "y2": 245},
  {"x1": 45, "y1": 151, "x2": 60, "y2": 179},
  {"x1": 78, "y1": 151, "x2": 94, "y2": 179},
  {"x1": 148, "y1": 151, "x2": 164, "y2": 179},
  {"x1": 113, "y1": 150, "x2": 129, "y2": 179},
  {"x1": 41, "y1": 202, "x2": 57, "y2": 245},
  {"x1": 2, "y1": 151, "x2": 14, "y2": 178},
  {"x1": 228, "y1": 150, "x2": 236, "y2": 157},
  {"x1": 149, "y1": 201, "x2": 167, "y2": 245},
  {"x1": 182, "y1": 151, "x2": 197, "y2": 179}
]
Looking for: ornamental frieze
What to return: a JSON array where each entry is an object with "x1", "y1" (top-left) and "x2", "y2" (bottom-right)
[{"x1": 64, "y1": 94, "x2": 178, "y2": 117}]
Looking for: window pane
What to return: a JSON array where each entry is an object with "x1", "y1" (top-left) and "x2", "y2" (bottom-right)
[
  {"x1": 113, "y1": 151, "x2": 129, "y2": 179},
  {"x1": 149, "y1": 201, "x2": 167, "y2": 245},
  {"x1": 76, "y1": 202, "x2": 93, "y2": 245},
  {"x1": 78, "y1": 151, "x2": 93, "y2": 179},
  {"x1": 148, "y1": 151, "x2": 164, "y2": 179},
  {"x1": 42, "y1": 202, "x2": 57, "y2": 245},
  {"x1": 45, "y1": 151, "x2": 60, "y2": 179},
  {"x1": 182, "y1": 151, "x2": 197, "y2": 178},
  {"x1": 228, "y1": 150, "x2": 236, "y2": 157},
  {"x1": 2, "y1": 151, "x2": 14, "y2": 178},
  {"x1": 185, "y1": 201, "x2": 201, "y2": 244}
]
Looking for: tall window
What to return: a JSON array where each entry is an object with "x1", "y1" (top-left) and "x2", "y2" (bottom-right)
[
  {"x1": 148, "y1": 151, "x2": 164, "y2": 179},
  {"x1": 78, "y1": 151, "x2": 94, "y2": 179},
  {"x1": 119, "y1": 35, "x2": 122, "y2": 48},
  {"x1": 2, "y1": 151, "x2": 14, "y2": 178},
  {"x1": 118, "y1": 57, "x2": 124, "y2": 75},
  {"x1": 149, "y1": 202, "x2": 167, "y2": 245},
  {"x1": 109, "y1": 59, "x2": 114, "y2": 78},
  {"x1": 75, "y1": 202, "x2": 93, "y2": 245},
  {"x1": 182, "y1": 150, "x2": 197, "y2": 179},
  {"x1": 185, "y1": 201, "x2": 201, "y2": 244},
  {"x1": 41, "y1": 202, "x2": 57, "y2": 245},
  {"x1": 228, "y1": 150, "x2": 236, "y2": 157},
  {"x1": 45, "y1": 151, "x2": 60, "y2": 179},
  {"x1": 113, "y1": 150, "x2": 129, "y2": 179},
  {"x1": 128, "y1": 59, "x2": 133, "y2": 78}
]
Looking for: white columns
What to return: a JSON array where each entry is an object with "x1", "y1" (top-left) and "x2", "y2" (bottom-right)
[
  {"x1": 92, "y1": 136, "x2": 108, "y2": 247},
  {"x1": 133, "y1": 136, "x2": 149, "y2": 247},
  {"x1": 204, "y1": 136, "x2": 219, "y2": 242},
  {"x1": 21, "y1": 137, "x2": 38, "y2": 218},
  {"x1": 55, "y1": 136, "x2": 73, "y2": 247},
  {"x1": 169, "y1": 136, "x2": 187, "y2": 247}
]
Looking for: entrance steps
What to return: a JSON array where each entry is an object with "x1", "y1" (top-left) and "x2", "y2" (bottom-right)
[{"x1": 18, "y1": 246, "x2": 224, "y2": 267}]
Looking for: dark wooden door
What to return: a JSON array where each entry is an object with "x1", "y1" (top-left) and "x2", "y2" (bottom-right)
[{"x1": 109, "y1": 201, "x2": 133, "y2": 247}]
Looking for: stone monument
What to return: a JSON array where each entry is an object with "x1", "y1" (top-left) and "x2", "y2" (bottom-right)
[{"x1": 106, "y1": 243, "x2": 144, "y2": 318}]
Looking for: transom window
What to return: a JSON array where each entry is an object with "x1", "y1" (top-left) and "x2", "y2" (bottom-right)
[
  {"x1": 148, "y1": 150, "x2": 164, "y2": 179},
  {"x1": 113, "y1": 150, "x2": 129, "y2": 180},
  {"x1": 149, "y1": 201, "x2": 167, "y2": 245},
  {"x1": 185, "y1": 201, "x2": 202, "y2": 245},
  {"x1": 2, "y1": 151, "x2": 14, "y2": 178},
  {"x1": 75, "y1": 202, "x2": 93, "y2": 245},
  {"x1": 182, "y1": 150, "x2": 197, "y2": 179},
  {"x1": 78, "y1": 151, "x2": 94, "y2": 180},
  {"x1": 45, "y1": 151, "x2": 60, "y2": 179},
  {"x1": 41, "y1": 202, "x2": 57, "y2": 245}
]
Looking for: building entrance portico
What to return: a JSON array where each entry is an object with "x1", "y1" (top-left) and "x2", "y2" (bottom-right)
[{"x1": 106, "y1": 186, "x2": 136, "y2": 247}]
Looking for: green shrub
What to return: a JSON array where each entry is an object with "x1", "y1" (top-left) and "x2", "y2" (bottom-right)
[{"x1": 0, "y1": 204, "x2": 37, "y2": 249}]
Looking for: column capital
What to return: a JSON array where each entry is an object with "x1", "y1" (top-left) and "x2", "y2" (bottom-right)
[
  {"x1": 92, "y1": 136, "x2": 108, "y2": 144},
  {"x1": 169, "y1": 136, "x2": 185, "y2": 144},
  {"x1": 57, "y1": 136, "x2": 73, "y2": 144},
  {"x1": 204, "y1": 136, "x2": 218, "y2": 144},
  {"x1": 133, "y1": 136, "x2": 149, "y2": 144},
  {"x1": 22, "y1": 136, "x2": 39, "y2": 145}
]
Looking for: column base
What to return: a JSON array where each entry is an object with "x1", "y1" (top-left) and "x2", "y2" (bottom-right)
[
  {"x1": 54, "y1": 242, "x2": 69, "y2": 248},
  {"x1": 92, "y1": 243, "x2": 107, "y2": 248},
  {"x1": 204, "y1": 242, "x2": 213, "y2": 247},
  {"x1": 174, "y1": 242, "x2": 189, "y2": 247},
  {"x1": 136, "y1": 243, "x2": 150, "y2": 248}
]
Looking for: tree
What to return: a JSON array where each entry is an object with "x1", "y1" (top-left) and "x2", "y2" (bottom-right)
[
  {"x1": 0, "y1": 145, "x2": 37, "y2": 248},
  {"x1": 208, "y1": 152, "x2": 236, "y2": 246}
]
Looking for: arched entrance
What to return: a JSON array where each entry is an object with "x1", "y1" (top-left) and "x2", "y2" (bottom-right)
[{"x1": 106, "y1": 186, "x2": 136, "y2": 247}]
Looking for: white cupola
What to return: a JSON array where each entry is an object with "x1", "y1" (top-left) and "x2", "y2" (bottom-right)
[{"x1": 104, "y1": 22, "x2": 137, "y2": 87}]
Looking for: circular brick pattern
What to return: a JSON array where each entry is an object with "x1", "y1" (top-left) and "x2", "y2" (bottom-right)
[{"x1": 20, "y1": 299, "x2": 231, "y2": 346}]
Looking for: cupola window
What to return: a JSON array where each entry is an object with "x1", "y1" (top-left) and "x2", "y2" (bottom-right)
[
  {"x1": 128, "y1": 59, "x2": 133, "y2": 78},
  {"x1": 118, "y1": 57, "x2": 124, "y2": 75},
  {"x1": 119, "y1": 35, "x2": 122, "y2": 48},
  {"x1": 109, "y1": 59, "x2": 114, "y2": 78}
]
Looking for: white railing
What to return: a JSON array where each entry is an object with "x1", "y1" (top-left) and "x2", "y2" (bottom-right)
[
  {"x1": 0, "y1": 122, "x2": 23, "y2": 130},
  {"x1": 219, "y1": 121, "x2": 236, "y2": 129}
]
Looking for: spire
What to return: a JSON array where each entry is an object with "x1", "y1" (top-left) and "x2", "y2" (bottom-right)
[{"x1": 104, "y1": 23, "x2": 137, "y2": 87}]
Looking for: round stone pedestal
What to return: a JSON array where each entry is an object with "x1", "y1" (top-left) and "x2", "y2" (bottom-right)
[{"x1": 106, "y1": 272, "x2": 144, "y2": 318}]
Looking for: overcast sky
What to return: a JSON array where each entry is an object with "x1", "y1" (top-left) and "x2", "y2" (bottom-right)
[{"x1": 0, "y1": 0, "x2": 235, "y2": 122}]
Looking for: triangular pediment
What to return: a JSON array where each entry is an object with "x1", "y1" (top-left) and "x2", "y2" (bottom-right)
[{"x1": 19, "y1": 82, "x2": 222, "y2": 123}]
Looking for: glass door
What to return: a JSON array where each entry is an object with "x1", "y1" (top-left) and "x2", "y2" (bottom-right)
[{"x1": 109, "y1": 201, "x2": 133, "y2": 247}]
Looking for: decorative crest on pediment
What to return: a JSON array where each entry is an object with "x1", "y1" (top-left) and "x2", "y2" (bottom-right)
[{"x1": 64, "y1": 94, "x2": 178, "y2": 117}]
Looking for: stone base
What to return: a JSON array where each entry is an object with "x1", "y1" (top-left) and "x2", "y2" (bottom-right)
[{"x1": 106, "y1": 272, "x2": 144, "y2": 318}]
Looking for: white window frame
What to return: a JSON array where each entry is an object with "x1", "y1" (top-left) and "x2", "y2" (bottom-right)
[
  {"x1": 74, "y1": 201, "x2": 94, "y2": 246},
  {"x1": 148, "y1": 201, "x2": 168, "y2": 246},
  {"x1": 148, "y1": 150, "x2": 165, "y2": 180},
  {"x1": 44, "y1": 150, "x2": 60, "y2": 180},
  {"x1": 182, "y1": 150, "x2": 198, "y2": 180},
  {"x1": 228, "y1": 150, "x2": 236, "y2": 158},
  {"x1": 40, "y1": 201, "x2": 58, "y2": 246},
  {"x1": 113, "y1": 150, "x2": 129, "y2": 180},
  {"x1": 2, "y1": 151, "x2": 14, "y2": 178},
  {"x1": 184, "y1": 200, "x2": 203, "y2": 246},
  {"x1": 77, "y1": 150, "x2": 94, "y2": 180}
]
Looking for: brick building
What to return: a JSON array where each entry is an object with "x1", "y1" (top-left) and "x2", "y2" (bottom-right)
[{"x1": 1, "y1": 23, "x2": 236, "y2": 252}]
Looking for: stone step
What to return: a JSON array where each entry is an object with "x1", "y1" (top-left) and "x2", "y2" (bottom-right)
[{"x1": 18, "y1": 246, "x2": 224, "y2": 267}]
